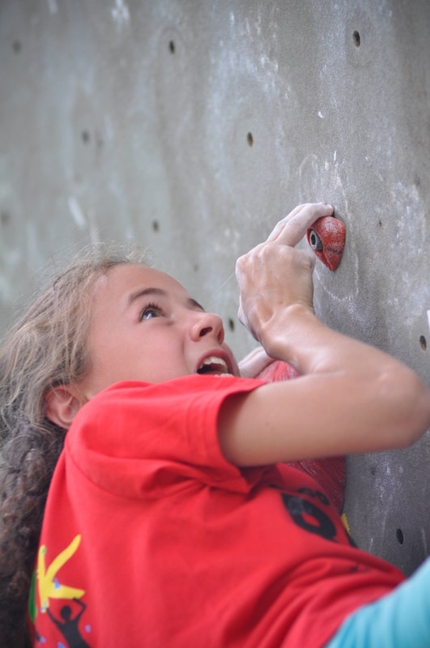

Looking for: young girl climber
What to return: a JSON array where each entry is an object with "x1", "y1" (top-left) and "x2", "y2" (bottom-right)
[{"x1": 0, "y1": 203, "x2": 430, "y2": 648}]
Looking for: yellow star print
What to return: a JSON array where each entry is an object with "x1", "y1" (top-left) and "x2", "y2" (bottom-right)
[{"x1": 37, "y1": 534, "x2": 85, "y2": 612}]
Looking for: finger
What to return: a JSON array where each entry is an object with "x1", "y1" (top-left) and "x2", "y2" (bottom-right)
[
  {"x1": 239, "y1": 347, "x2": 274, "y2": 378},
  {"x1": 277, "y1": 203, "x2": 333, "y2": 247},
  {"x1": 237, "y1": 299, "x2": 248, "y2": 328},
  {"x1": 268, "y1": 203, "x2": 333, "y2": 247},
  {"x1": 303, "y1": 248, "x2": 317, "y2": 271},
  {"x1": 266, "y1": 204, "x2": 306, "y2": 243}
]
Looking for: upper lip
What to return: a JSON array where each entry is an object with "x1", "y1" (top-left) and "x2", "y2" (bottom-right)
[{"x1": 195, "y1": 349, "x2": 234, "y2": 375}]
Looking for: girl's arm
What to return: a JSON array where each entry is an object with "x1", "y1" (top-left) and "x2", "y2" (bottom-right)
[{"x1": 218, "y1": 203, "x2": 430, "y2": 467}]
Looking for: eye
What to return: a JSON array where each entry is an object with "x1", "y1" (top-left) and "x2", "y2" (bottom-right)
[{"x1": 140, "y1": 303, "x2": 164, "y2": 321}]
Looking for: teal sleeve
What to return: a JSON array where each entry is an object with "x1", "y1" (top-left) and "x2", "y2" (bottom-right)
[{"x1": 326, "y1": 554, "x2": 430, "y2": 648}]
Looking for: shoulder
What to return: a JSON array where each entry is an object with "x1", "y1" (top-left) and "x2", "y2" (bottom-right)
[
  {"x1": 80, "y1": 375, "x2": 263, "y2": 416},
  {"x1": 67, "y1": 376, "x2": 264, "y2": 454},
  {"x1": 87, "y1": 375, "x2": 262, "y2": 404},
  {"x1": 62, "y1": 376, "x2": 266, "y2": 494}
]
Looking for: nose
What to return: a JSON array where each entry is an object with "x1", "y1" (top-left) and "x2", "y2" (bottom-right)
[{"x1": 190, "y1": 311, "x2": 225, "y2": 344}]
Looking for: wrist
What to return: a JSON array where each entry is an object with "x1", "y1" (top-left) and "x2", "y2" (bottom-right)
[{"x1": 259, "y1": 304, "x2": 324, "y2": 366}]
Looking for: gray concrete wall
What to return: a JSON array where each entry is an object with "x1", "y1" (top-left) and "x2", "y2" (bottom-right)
[{"x1": 1, "y1": 0, "x2": 429, "y2": 575}]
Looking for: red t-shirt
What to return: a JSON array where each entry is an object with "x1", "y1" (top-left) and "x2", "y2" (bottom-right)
[{"x1": 30, "y1": 376, "x2": 404, "y2": 648}]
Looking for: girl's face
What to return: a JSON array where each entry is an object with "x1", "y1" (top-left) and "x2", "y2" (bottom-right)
[{"x1": 78, "y1": 264, "x2": 240, "y2": 399}]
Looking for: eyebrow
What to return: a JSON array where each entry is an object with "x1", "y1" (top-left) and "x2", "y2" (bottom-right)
[{"x1": 126, "y1": 287, "x2": 205, "y2": 311}]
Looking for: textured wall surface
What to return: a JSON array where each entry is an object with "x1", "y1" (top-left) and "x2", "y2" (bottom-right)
[{"x1": 1, "y1": 0, "x2": 429, "y2": 575}]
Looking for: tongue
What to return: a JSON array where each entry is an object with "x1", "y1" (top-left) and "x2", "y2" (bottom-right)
[{"x1": 198, "y1": 363, "x2": 223, "y2": 374}]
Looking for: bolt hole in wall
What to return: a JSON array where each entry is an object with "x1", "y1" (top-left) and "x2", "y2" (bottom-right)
[
  {"x1": 169, "y1": 40, "x2": 175, "y2": 54},
  {"x1": 1, "y1": 211, "x2": 10, "y2": 225},
  {"x1": 247, "y1": 132, "x2": 254, "y2": 147},
  {"x1": 353, "y1": 30, "x2": 361, "y2": 47},
  {"x1": 12, "y1": 40, "x2": 21, "y2": 53},
  {"x1": 396, "y1": 528, "x2": 404, "y2": 545},
  {"x1": 228, "y1": 318, "x2": 235, "y2": 333},
  {"x1": 420, "y1": 335, "x2": 427, "y2": 351},
  {"x1": 82, "y1": 130, "x2": 90, "y2": 144},
  {"x1": 152, "y1": 220, "x2": 159, "y2": 233}
]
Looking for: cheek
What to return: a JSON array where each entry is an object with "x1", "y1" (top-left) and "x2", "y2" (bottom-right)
[{"x1": 141, "y1": 338, "x2": 183, "y2": 367}]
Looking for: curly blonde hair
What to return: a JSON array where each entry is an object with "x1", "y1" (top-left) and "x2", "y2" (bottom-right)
[{"x1": 0, "y1": 243, "x2": 149, "y2": 647}]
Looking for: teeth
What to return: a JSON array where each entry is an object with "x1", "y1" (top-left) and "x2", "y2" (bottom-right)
[{"x1": 197, "y1": 356, "x2": 228, "y2": 374}]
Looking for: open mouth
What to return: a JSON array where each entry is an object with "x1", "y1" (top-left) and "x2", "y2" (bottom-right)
[{"x1": 196, "y1": 356, "x2": 230, "y2": 376}]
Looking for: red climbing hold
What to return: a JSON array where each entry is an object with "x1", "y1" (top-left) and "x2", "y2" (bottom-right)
[{"x1": 306, "y1": 216, "x2": 346, "y2": 271}]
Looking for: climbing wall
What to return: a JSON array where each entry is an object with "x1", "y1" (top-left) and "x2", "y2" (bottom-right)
[{"x1": 1, "y1": 0, "x2": 429, "y2": 575}]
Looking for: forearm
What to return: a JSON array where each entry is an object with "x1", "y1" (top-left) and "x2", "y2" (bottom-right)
[
  {"x1": 261, "y1": 304, "x2": 405, "y2": 379},
  {"x1": 225, "y1": 204, "x2": 430, "y2": 467},
  {"x1": 220, "y1": 365, "x2": 430, "y2": 467},
  {"x1": 267, "y1": 303, "x2": 429, "y2": 417},
  {"x1": 269, "y1": 307, "x2": 429, "y2": 451}
]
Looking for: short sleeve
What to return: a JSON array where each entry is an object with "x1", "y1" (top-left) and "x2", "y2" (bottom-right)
[{"x1": 66, "y1": 375, "x2": 266, "y2": 499}]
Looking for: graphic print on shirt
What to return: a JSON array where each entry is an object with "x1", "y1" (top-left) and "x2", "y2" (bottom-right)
[
  {"x1": 32, "y1": 534, "x2": 92, "y2": 647},
  {"x1": 44, "y1": 598, "x2": 91, "y2": 648},
  {"x1": 275, "y1": 484, "x2": 354, "y2": 545}
]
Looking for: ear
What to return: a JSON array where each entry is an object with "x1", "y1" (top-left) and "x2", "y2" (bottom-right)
[{"x1": 45, "y1": 386, "x2": 85, "y2": 430}]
